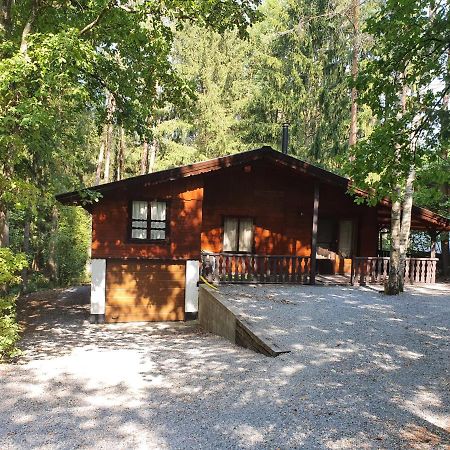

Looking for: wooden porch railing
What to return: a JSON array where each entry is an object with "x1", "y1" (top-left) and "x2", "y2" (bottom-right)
[
  {"x1": 201, "y1": 252, "x2": 311, "y2": 284},
  {"x1": 351, "y1": 257, "x2": 438, "y2": 285}
]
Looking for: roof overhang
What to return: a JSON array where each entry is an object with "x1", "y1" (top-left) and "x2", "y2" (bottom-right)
[{"x1": 56, "y1": 146, "x2": 450, "y2": 231}]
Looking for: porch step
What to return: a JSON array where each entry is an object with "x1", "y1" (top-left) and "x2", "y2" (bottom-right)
[{"x1": 198, "y1": 285, "x2": 290, "y2": 357}]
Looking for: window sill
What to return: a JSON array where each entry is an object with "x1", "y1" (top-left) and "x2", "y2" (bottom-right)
[{"x1": 127, "y1": 239, "x2": 170, "y2": 245}]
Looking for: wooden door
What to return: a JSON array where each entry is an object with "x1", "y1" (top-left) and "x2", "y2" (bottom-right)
[{"x1": 105, "y1": 260, "x2": 185, "y2": 322}]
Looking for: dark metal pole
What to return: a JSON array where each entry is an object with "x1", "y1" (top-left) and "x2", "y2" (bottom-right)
[{"x1": 281, "y1": 123, "x2": 289, "y2": 154}]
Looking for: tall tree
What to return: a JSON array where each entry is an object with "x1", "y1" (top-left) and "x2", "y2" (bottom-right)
[
  {"x1": 347, "y1": 0, "x2": 450, "y2": 293},
  {"x1": 103, "y1": 94, "x2": 115, "y2": 184},
  {"x1": 1, "y1": 0, "x2": 261, "y2": 288},
  {"x1": 349, "y1": 0, "x2": 360, "y2": 146},
  {"x1": 152, "y1": 23, "x2": 254, "y2": 170},
  {"x1": 240, "y1": 0, "x2": 356, "y2": 166}
]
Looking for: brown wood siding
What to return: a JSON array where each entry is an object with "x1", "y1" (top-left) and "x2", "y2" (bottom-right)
[
  {"x1": 91, "y1": 177, "x2": 203, "y2": 260},
  {"x1": 106, "y1": 261, "x2": 185, "y2": 322},
  {"x1": 91, "y1": 157, "x2": 382, "y2": 281},
  {"x1": 200, "y1": 160, "x2": 378, "y2": 269},
  {"x1": 201, "y1": 160, "x2": 314, "y2": 257}
]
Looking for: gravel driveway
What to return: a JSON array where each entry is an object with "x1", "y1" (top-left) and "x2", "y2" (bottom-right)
[{"x1": 0, "y1": 284, "x2": 449, "y2": 449}]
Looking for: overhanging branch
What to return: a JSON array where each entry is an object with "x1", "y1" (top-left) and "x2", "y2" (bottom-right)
[{"x1": 79, "y1": 0, "x2": 115, "y2": 36}]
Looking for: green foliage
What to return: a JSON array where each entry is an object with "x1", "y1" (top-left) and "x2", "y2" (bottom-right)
[
  {"x1": 346, "y1": 0, "x2": 450, "y2": 204},
  {"x1": 0, "y1": 248, "x2": 27, "y2": 289},
  {"x1": 0, "y1": 294, "x2": 22, "y2": 361},
  {"x1": 0, "y1": 249, "x2": 26, "y2": 361},
  {"x1": 240, "y1": 0, "x2": 358, "y2": 166},
  {"x1": 155, "y1": 0, "x2": 375, "y2": 171},
  {"x1": 152, "y1": 24, "x2": 255, "y2": 169},
  {"x1": 413, "y1": 152, "x2": 450, "y2": 215},
  {"x1": 54, "y1": 207, "x2": 91, "y2": 286}
]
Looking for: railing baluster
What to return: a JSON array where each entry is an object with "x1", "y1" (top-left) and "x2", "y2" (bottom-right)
[
  {"x1": 404, "y1": 258, "x2": 410, "y2": 284},
  {"x1": 272, "y1": 257, "x2": 276, "y2": 283},
  {"x1": 430, "y1": 260, "x2": 435, "y2": 284},
  {"x1": 420, "y1": 259, "x2": 426, "y2": 283},
  {"x1": 359, "y1": 259, "x2": 366, "y2": 286},
  {"x1": 291, "y1": 257, "x2": 296, "y2": 283},
  {"x1": 415, "y1": 259, "x2": 420, "y2": 283},
  {"x1": 301, "y1": 257, "x2": 306, "y2": 283},
  {"x1": 347, "y1": 256, "x2": 438, "y2": 287},
  {"x1": 255, "y1": 255, "x2": 260, "y2": 282},
  {"x1": 376, "y1": 258, "x2": 382, "y2": 283},
  {"x1": 200, "y1": 253, "x2": 436, "y2": 286}
]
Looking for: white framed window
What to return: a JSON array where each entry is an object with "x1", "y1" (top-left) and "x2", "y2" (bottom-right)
[
  {"x1": 150, "y1": 201, "x2": 166, "y2": 240},
  {"x1": 131, "y1": 200, "x2": 167, "y2": 241},
  {"x1": 131, "y1": 201, "x2": 148, "y2": 239},
  {"x1": 223, "y1": 217, "x2": 253, "y2": 252}
]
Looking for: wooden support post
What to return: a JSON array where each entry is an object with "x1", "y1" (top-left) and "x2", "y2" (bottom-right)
[
  {"x1": 430, "y1": 230, "x2": 437, "y2": 259},
  {"x1": 310, "y1": 183, "x2": 320, "y2": 285}
]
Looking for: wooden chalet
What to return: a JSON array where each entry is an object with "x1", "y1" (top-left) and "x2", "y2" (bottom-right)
[{"x1": 56, "y1": 146, "x2": 450, "y2": 323}]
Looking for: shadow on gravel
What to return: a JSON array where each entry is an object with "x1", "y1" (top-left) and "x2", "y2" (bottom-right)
[{"x1": 0, "y1": 285, "x2": 449, "y2": 449}]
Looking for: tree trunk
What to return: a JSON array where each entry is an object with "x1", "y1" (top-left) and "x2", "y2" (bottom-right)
[
  {"x1": 398, "y1": 167, "x2": 416, "y2": 286},
  {"x1": 386, "y1": 77, "x2": 409, "y2": 295},
  {"x1": 19, "y1": 0, "x2": 38, "y2": 56},
  {"x1": 117, "y1": 125, "x2": 125, "y2": 181},
  {"x1": 442, "y1": 230, "x2": 450, "y2": 277},
  {"x1": 0, "y1": 207, "x2": 9, "y2": 247},
  {"x1": 439, "y1": 49, "x2": 450, "y2": 277},
  {"x1": 103, "y1": 124, "x2": 113, "y2": 182},
  {"x1": 48, "y1": 207, "x2": 58, "y2": 283},
  {"x1": 141, "y1": 139, "x2": 149, "y2": 175},
  {"x1": 0, "y1": 0, "x2": 14, "y2": 36},
  {"x1": 441, "y1": 180, "x2": 450, "y2": 277},
  {"x1": 430, "y1": 230, "x2": 437, "y2": 259},
  {"x1": 103, "y1": 93, "x2": 115, "y2": 183},
  {"x1": 21, "y1": 218, "x2": 31, "y2": 291},
  {"x1": 386, "y1": 190, "x2": 402, "y2": 295},
  {"x1": 149, "y1": 136, "x2": 158, "y2": 173},
  {"x1": 349, "y1": 0, "x2": 360, "y2": 146},
  {"x1": 95, "y1": 125, "x2": 106, "y2": 185}
]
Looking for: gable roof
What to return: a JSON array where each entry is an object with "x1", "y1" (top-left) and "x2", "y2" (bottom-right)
[{"x1": 56, "y1": 146, "x2": 450, "y2": 231}]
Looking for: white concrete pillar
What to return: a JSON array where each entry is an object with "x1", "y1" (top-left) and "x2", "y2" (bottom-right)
[
  {"x1": 185, "y1": 260, "x2": 200, "y2": 319},
  {"x1": 90, "y1": 259, "x2": 106, "y2": 323}
]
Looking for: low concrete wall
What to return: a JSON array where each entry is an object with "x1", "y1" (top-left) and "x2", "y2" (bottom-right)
[{"x1": 198, "y1": 285, "x2": 289, "y2": 357}]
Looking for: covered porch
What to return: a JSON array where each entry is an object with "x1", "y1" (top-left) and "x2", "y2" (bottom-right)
[{"x1": 199, "y1": 154, "x2": 449, "y2": 287}]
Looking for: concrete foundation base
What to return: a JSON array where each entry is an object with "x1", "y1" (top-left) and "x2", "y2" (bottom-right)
[
  {"x1": 89, "y1": 314, "x2": 105, "y2": 324},
  {"x1": 185, "y1": 312, "x2": 198, "y2": 321}
]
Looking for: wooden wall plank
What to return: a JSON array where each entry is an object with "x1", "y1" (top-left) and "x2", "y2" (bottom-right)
[{"x1": 91, "y1": 177, "x2": 203, "y2": 260}]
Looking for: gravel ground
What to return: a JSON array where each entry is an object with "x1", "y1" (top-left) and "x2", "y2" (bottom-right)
[{"x1": 0, "y1": 284, "x2": 449, "y2": 449}]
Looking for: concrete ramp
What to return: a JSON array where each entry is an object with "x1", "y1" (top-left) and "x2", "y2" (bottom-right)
[{"x1": 198, "y1": 285, "x2": 290, "y2": 357}]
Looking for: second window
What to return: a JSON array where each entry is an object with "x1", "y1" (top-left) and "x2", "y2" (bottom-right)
[{"x1": 223, "y1": 217, "x2": 253, "y2": 253}]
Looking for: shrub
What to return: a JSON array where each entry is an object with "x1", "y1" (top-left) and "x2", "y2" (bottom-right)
[
  {"x1": 0, "y1": 295, "x2": 21, "y2": 361},
  {"x1": 0, "y1": 248, "x2": 27, "y2": 361},
  {"x1": 54, "y1": 207, "x2": 91, "y2": 286},
  {"x1": 0, "y1": 248, "x2": 27, "y2": 289}
]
